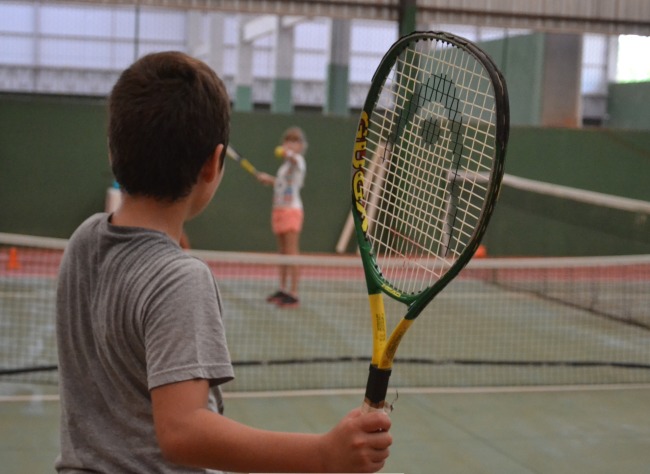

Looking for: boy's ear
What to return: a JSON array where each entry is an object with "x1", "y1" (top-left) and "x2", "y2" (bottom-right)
[{"x1": 202, "y1": 144, "x2": 224, "y2": 182}]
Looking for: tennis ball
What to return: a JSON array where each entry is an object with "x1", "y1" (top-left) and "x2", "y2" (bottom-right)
[{"x1": 274, "y1": 146, "x2": 284, "y2": 159}]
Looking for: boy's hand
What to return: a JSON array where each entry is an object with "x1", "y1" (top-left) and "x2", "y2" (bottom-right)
[{"x1": 319, "y1": 408, "x2": 392, "y2": 473}]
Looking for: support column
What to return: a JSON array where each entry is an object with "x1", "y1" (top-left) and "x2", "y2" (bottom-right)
[
  {"x1": 325, "y1": 19, "x2": 350, "y2": 116},
  {"x1": 398, "y1": 0, "x2": 417, "y2": 36},
  {"x1": 235, "y1": 17, "x2": 254, "y2": 112},
  {"x1": 272, "y1": 20, "x2": 294, "y2": 114},
  {"x1": 207, "y1": 13, "x2": 225, "y2": 76},
  {"x1": 186, "y1": 11, "x2": 202, "y2": 57},
  {"x1": 541, "y1": 34, "x2": 582, "y2": 127}
]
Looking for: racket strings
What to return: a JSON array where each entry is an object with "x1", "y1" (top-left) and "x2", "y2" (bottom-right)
[{"x1": 363, "y1": 38, "x2": 498, "y2": 295}]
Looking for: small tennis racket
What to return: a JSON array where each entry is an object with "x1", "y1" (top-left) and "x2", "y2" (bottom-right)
[
  {"x1": 226, "y1": 145, "x2": 259, "y2": 176},
  {"x1": 351, "y1": 31, "x2": 509, "y2": 412}
]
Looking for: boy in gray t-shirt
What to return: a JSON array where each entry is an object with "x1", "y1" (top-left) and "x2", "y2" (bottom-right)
[{"x1": 56, "y1": 51, "x2": 391, "y2": 473}]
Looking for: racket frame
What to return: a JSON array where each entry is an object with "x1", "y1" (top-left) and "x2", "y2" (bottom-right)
[{"x1": 351, "y1": 31, "x2": 509, "y2": 410}]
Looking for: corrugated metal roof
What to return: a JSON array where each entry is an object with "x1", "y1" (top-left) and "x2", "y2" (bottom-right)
[
  {"x1": 417, "y1": 0, "x2": 650, "y2": 35},
  {"x1": 43, "y1": 0, "x2": 650, "y2": 35}
]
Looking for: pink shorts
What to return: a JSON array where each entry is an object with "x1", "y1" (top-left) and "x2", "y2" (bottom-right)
[{"x1": 272, "y1": 208, "x2": 304, "y2": 235}]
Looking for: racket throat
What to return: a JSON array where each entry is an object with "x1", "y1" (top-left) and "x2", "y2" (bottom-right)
[{"x1": 363, "y1": 364, "x2": 392, "y2": 410}]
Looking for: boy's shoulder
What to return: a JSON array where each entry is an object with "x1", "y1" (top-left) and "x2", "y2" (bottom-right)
[
  {"x1": 67, "y1": 213, "x2": 188, "y2": 261},
  {"x1": 76, "y1": 212, "x2": 107, "y2": 231},
  {"x1": 65, "y1": 213, "x2": 208, "y2": 280},
  {"x1": 67, "y1": 212, "x2": 108, "y2": 246}
]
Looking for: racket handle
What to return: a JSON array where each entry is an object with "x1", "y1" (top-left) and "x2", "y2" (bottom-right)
[{"x1": 362, "y1": 365, "x2": 392, "y2": 414}]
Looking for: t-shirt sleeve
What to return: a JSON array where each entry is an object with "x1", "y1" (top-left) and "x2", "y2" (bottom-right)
[{"x1": 143, "y1": 259, "x2": 234, "y2": 390}]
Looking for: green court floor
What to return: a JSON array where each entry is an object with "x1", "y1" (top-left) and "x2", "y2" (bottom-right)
[{"x1": 2, "y1": 384, "x2": 650, "y2": 473}]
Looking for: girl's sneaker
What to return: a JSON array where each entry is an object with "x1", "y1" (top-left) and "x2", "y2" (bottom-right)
[
  {"x1": 266, "y1": 290, "x2": 287, "y2": 303},
  {"x1": 276, "y1": 293, "x2": 299, "y2": 308}
]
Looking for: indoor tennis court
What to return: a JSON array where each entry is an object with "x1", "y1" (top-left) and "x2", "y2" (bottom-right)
[
  {"x1": 2, "y1": 240, "x2": 650, "y2": 472},
  {"x1": 2, "y1": 1, "x2": 650, "y2": 473}
]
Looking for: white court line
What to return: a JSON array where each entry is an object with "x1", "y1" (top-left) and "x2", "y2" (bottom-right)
[
  {"x1": 3, "y1": 383, "x2": 650, "y2": 403},
  {"x1": 0, "y1": 394, "x2": 60, "y2": 403}
]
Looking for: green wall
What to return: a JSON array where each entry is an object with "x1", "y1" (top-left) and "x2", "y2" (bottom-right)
[
  {"x1": 0, "y1": 95, "x2": 109, "y2": 238},
  {"x1": 502, "y1": 127, "x2": 650, "y2": 200},
  {"x1": 0, "y1": 93, "x2": 357, "y2": 253},
  {"x1": 1, "y1": 94, "x2": 649, "y2": 257},
  {"x1": 188, "y1": 111, "x2": 359, "y2": 252},
  {"x1": 483, "y1": 126, "x2": 650, "y2": 256},
  {"x1": 481, "y1": 34, "x2": 545, "y2": 127},
  {"x1": 607, "y1": 81, "x2": 650, "y2": 130}
]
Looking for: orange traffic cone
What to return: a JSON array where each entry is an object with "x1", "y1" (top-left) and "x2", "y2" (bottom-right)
[
  {"x1": 7, "y1": 247, "x2": 21, "y2": 270},
  {"x1": 475, "y1": 245, "x2": 487, "y2": 259}
]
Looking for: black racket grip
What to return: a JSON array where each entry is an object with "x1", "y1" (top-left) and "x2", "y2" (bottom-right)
[{"x1": 363, "y1": 364, "x2": 392, "y2": 410}]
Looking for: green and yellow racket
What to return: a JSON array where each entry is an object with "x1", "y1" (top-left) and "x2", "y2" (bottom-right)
[{"x1": 351, "y1": 31, "x2": 510, "y2": 412}]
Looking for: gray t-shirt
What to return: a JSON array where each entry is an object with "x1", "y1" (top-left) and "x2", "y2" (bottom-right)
[{"x1": 55, "y1": 213, "x2": 234, "y2": 473}]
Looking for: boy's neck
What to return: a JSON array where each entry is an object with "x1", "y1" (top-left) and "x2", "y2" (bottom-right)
[{"x1": 110, "y1": 194, "x2": 189, "y2": 245}]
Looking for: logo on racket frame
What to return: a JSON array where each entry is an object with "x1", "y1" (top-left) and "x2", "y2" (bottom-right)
[{"x1": 352, "y1": 111, "x2": 369, "y2": 233}]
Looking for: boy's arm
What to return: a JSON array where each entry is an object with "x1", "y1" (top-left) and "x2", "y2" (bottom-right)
[{"x1": 151, "y1": 379, "x2": 392, "y2": 473}]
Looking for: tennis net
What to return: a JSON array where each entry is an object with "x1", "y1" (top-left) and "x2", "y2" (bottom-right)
[{"x1": 1, "y1": 232, "x2": 649, "y2": 390}]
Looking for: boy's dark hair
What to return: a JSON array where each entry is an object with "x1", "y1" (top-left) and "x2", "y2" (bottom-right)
[{"x1": 109, "y1": 51, "x2": 230, "y2": 201}]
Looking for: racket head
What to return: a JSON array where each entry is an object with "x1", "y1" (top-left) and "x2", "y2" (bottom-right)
[{"x1": 351, "y1": 31, "x2": 509, "y2": 316}]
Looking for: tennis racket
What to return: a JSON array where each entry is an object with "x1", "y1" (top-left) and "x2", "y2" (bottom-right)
[
  {"x1": 226, "y1": 145, "x2": 259, "y2": 176},
  {"x1": 351, "y1": 31, "x2": 509, "y2": 412}
]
